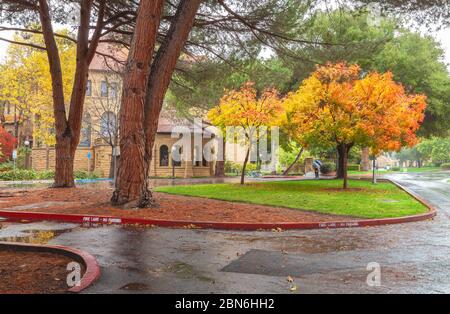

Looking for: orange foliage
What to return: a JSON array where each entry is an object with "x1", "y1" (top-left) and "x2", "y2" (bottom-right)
[{"x1": 283, "y1": 62, "x2": 427, "y2": 156}]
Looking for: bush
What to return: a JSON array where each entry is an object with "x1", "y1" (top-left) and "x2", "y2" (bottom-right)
[
  {"x1": 347, "y1": 164, "x2": 360, "y2": 171},
  {"x1": 0, "y1": 169, "x2": 36, "y2": 181},
  {"x1": 35, "y1": 170, "x2": 55, "y2": 180},
  {"x1": 441, "y1": 163, "x2": 450, "y2": 170},
  {"x1": 0, "y1": 169, "x2": 100, "y2": 181},
  {"x1": 224, "y1": 161, "x2": 258, "y2": 175},
  {"x1": 320, "y1": 162, "x2": 336, "y2": 174},
  {"x1": 391, "y1": 166, "x2": 401, "y2": 171},
  {"x1": 0, "y1": 162, "x2": 13, "y2": 173},
  {"x1": 74, "y1": 170, "x2": 99, "y2": 180}
]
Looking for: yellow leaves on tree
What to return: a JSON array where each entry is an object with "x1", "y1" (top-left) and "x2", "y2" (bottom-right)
[
  {"x1": 283, "y1": 62, "x2": 426, "y2": 188},
  {"x1": 0, "y1": 32, "x2": 76, "y2": 146},
  {"x1": 208, "y1": 82, "x2": 283, "y2": 184}
]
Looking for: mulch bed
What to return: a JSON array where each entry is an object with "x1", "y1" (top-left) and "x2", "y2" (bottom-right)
[
  {"x1": 0, "y1": 248, "x2": 80, "y2": 294},
  {"x1": 0, "y1": 187, "x2": 354, "y2": 223}
]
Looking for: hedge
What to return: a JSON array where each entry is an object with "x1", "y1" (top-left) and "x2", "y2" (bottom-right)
[{"x1": 0, "y1": 169, "x2": 99, "y2": 181}]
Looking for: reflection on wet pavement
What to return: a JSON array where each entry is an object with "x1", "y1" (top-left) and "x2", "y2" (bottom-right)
[
  {"x1": 0, "y1": 171, "x2": 449, "y2": 293},
  {"x1": 0, "y1": 221, "x2": 79, "y2": 244}
]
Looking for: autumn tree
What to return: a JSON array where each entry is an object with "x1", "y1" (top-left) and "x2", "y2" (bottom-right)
[
  {"x1": 0, "y1": 32, "x2": 76, "y2": 147},
  {"x1": 208, "y1": 82, "x2": 283, "y2": 184},
  {"x1": 0, "y1": 125, "x2": 17, "y2": 163},
  {"x1": 283, "y1": 62, "x2": 426, "y2": 189}
]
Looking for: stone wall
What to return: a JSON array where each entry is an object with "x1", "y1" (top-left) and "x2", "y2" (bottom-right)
[
  {"x1": 31, "y1": 134, "x2": 216, "y2": 178},
  {"x1": 32, "y1": 147, "x2": 93, "y2": 172}
]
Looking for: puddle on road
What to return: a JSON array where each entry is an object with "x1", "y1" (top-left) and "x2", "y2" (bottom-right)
[
  {"x1": 0, "y1": 221, "x2": 79, "y2": 244},
  {"x1": 164, "y1": 261, "x2": 215, "y2": 283},
  {"x1": 120, "y1": 282, "x2": 150, "y2": 291}
]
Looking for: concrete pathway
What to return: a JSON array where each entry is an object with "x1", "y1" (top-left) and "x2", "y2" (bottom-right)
[{"x1": 0, "y1": 171, "x2": 449, "y2": 293}]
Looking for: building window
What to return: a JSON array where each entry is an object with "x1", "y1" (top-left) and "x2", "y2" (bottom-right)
[
  {"x1": 172, "y1": 145, "x2": 182, "y2": 167},
  {"x1": 79, "y1": 113, "x2": 92, "y2": 147},
  {"x1": 160, "y1": 145, "x2": 169, "y2": 167},
  {"x1": 100, "y1": 111, "x2": 116, "y2": 138},
  {"x1": 100, "y1": 81, "x2": 108, "y2": 97},
  {"x1": 86, "y1": 80, "x2": 92, "y2": 96},
  {"x1": 109, "y1": 82, "x2": 118, "y2": 99}
]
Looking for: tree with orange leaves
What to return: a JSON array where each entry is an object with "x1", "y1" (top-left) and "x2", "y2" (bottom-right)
[
  {"x1": 208, "y1": 82, "x2": 283, "y2": 184},
  {"x1": 283, "y1": 62, "x2": 426, "y2": 189}
]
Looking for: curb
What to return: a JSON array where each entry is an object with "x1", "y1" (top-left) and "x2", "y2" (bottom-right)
[
  {"x1": 0, "y1": 179, "x2": 436, "y2": 231},
  {"x1": 0, "y1": 241, "x2": 100, "y2": 293}
]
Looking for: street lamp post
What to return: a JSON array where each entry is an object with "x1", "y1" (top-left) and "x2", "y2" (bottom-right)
[
  {"x1": 24, "y1": 140, "x2": 30, "y2": 170},
  {"x1": 372, "y1": 157, "x2": 377, "y2": 184}
]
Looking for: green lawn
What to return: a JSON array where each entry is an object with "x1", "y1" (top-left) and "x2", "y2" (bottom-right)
[
  {"x1": 156, "y1": 179, "x2": 428, "y2": 219},
  {"x1": 348, "y1": 167, "x2": 441, "y2": 176}
]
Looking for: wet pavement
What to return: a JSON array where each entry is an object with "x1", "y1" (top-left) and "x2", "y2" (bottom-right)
[{"x1": 0, "y1": 171, "x2": 449, "y2": 293}]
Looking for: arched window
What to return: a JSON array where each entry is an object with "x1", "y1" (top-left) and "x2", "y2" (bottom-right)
[
  {"x1": 100, "y1": 111, "x2": 116, "y2": 138},
  {"x1": 79, "y1": 113, "x2": 92, "y2": 147},
  {"x1": 160, "y1": 145, "x2": 169, "y2": 167},
  {"x1": 172, "y1": 145, "x2": 182, "y2": 167}
]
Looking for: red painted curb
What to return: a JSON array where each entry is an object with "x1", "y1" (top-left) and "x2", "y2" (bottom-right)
[
  {"x1": 0, "y1": 179, "x2": 436, "y2": 231},
  {"x1": 0, "y1": 241, "x2": 100, "y2": 293}
]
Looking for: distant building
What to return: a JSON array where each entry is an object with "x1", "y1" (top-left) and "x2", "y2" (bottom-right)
[{"x1": 31, "y1": 45, "x2": 216, "y2": 178}]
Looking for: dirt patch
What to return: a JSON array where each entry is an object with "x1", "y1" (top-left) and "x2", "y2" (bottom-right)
[
  {"x1": 0, "y1": 248, "x2": 83, "y2": 294},
  {"x1": 0, "y1": 187, "x2": 354, "y2": 223}
]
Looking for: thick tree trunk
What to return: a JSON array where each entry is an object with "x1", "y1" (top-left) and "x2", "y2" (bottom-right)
[
  {"x1": 139, "y1": 0, "x2": 202, "y2": 207},
  {"x1": 53, "y1": 136, "x2": 75, "y2": 187},
  {"x1": 111, "y1": 0, "x2": 164, "y2": 207},
  {"x1": 38, "y1": 0, "x2": 72, "y2": 187},
  {"x1": 38, "y1": 0, "x2": 104, "y2": 188},
  {"x1": 241, "y1": 147, "x2": 250, "y2": 185},
  {"x1": 336, "y1": 143, "x2": 353, "y2": 179},
  {"x1": 215, "y1": 140, "x2": 226, "y2": 177},
  {"x1": 283, "y1": 147, "x2": 304, "y2": 176},
  {"x1": 112, "y1": 0, "x2": 202, "y2": 207}
]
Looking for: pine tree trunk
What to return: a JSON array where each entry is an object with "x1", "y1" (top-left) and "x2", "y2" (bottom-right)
[
  {"x1": 139, "y1": 0, "x2": 202, "y2": 207},
  {"x1": 283, "y1": 147, "x2": 304, "y2": 176},
  {"x1": 53, "y1": 136, "x2": 75, "y2": 187},
  {"x1": 38, "y1": 0, "x2": 104, "y2": 188},
  {"x1": 111, "y1": 0, "x2": 164, "y2": 207},
  {"x1": 112, "y1": 0, "x2": 202, "y2": 207}
]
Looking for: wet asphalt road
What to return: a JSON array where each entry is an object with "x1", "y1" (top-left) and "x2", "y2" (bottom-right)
[{"x1": 0, "y1": 172, "x2": 449, "y2": 294}]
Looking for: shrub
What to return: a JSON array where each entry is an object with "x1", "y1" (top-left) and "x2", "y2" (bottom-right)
[
  {"x1": 74, "y1": 170, "x2": 100, "y2": 180},
  {"x1": 0, "y1": 168, "x2": 103, "y2": 181},
  {"x1": 347, "y1": 164, "x2": 360, "y2": 171},
  {"x1": 320, "y1": 162, "x2": 336, "y2": 174},
  {"x1": 0, "y1": 162, "x2": 13, "y2": 173},
  {"x1": 0, "y1": 169, "x2": 36, "y2": 181},
  {"x1": 224, "y1": 161, "x2": 258, "y2": 175},
  {"x1": 35, "y1": 170, "x2": 55, "y2": 180},
  {"x1": 441, "y1": 163, "x2": 450, "y2": 170},
  {"x1": 391, "y1": 166, "x2": 401, "y2": 171}
]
